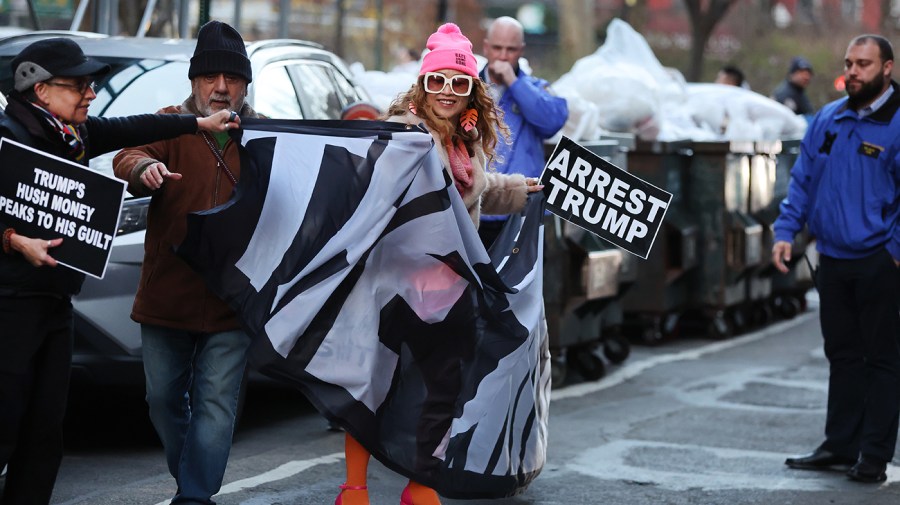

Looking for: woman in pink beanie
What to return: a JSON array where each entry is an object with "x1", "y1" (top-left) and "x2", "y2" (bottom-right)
[
  {"x1": 334, "y1": 22, "x2": 542, "y2": 505},
  {"x1": 391, "y1": 22, "x2": 541, "y2": 228}
]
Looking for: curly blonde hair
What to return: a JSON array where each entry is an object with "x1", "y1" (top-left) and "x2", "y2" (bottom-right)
[{"x1": 384, "y1": 74, "x2": 510, "y2": 165}]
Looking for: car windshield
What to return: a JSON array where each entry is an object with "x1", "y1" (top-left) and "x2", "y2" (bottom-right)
[
  {"x1": 79, "y1": 58, "x2": 191, "y2": 180},
  {"x1": 0, "y1": 55, "x2": 191, "y2": 180},
  {"x1": 92, "y1": 58, "x2": 190, "y2": 116},
  {"x1": 0, "y1": 56, "x2": 191, "y2": 116}
]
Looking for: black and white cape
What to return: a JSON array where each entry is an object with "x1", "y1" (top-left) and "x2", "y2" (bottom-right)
[{"x1": 177, "y1": 119, "x2": 551, "y2": 498}]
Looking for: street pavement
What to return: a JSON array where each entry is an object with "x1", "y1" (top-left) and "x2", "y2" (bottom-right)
[{"x1": 39, "y1": 294, "x2": 900, "y2": 504}]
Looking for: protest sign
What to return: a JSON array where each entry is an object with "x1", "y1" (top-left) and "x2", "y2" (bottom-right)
[
  {"x1": 539, "y1": 136, "x2": 672, "y2": 259},
  {"x1": 0, "y1": 138, "x2": 126, "y2": 278}
]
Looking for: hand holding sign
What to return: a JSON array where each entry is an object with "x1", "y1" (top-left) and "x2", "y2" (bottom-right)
[
  {"x1": 539, "y1": 136, "x2": 673, "y2": 259},
  {"x1": 525, "y1": 178, "x2": 544, "y2": 193},
  {"x1": 8, "y1": 234, "x2": 63, "y2": 268}
]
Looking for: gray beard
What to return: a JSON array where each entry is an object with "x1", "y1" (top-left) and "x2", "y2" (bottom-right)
[{"x1": 193, "y1": 94, "x2": 244, "y2": 117}]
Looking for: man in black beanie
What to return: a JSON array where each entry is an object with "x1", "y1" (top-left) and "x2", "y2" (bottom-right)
[{"x1": 112, "y1": 20, "x2": 260, "y2": 505}]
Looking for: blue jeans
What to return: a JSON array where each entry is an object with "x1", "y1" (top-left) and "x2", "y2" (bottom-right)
[{"x1": 141, "y1": 325, "x2": 251, "y2": 505}]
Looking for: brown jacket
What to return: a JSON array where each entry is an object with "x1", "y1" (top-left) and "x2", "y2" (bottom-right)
[
  {"x1": 389, "y1": 112, "x2": 528, "y2": 228},
  {"x1": 113, "y1": 99, "x2": 260, "y2": 332}
]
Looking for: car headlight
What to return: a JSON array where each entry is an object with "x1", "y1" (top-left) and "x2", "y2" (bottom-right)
[{"x1": 117, "y1": 197, "x2": 150, "y2": 235}]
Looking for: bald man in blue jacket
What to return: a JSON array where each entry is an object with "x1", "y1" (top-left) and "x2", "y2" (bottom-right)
[{"x1": 478, "y1": 16, "x2": 568, "y2": 248}]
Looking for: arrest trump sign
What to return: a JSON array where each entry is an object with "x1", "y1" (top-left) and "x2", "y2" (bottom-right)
[{"x1": 539, "y1": 136, "x2": 672, "y2": 259}]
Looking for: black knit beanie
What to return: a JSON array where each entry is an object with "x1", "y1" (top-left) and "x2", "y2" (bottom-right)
[{"x1": 189, "y1": 21, "x2": 252, "y2": 83}]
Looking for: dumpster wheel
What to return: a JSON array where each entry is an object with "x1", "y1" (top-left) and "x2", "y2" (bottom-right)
[
  {"x1": 706, "y1": 310, "x2": 733, "y2": 340},
  {"x1": 633, "y1": 313, "x2": 681, "y2": 345},
  {"x1": 638, "y1": 326, "x2": 666, "y2": 345},
  {"x1": 729, "y1": 306, "x2": 748, "y2": 334},
  {"x1": 773, "y1": 295, "x2": 802, "y2": 319},
  {"x1": 751, "y1": 301, "x2": 774, "y2": 327},
  {"x1": 603, "y1": 334, "x2": 631, "y2": 364},
  {"x1": 568, "y1": 345, "x2": 606, "y2": 381}
]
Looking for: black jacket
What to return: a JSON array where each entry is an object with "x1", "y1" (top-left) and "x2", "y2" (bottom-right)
[
  {"x1": 0, "y1": 91, "x2": 199, "y2": 297},
  {"x1": 772, "y1": 79, "x2": 815, "y2": 116}
]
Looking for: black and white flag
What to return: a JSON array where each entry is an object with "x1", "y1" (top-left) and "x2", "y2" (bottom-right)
[{"x1": 177, "y1": 119, "x2": 551, "y2": 498}]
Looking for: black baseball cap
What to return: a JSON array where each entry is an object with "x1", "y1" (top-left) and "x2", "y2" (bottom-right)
[{"x1": 11, "y1": 38, "x2": 110, "y2": 92}]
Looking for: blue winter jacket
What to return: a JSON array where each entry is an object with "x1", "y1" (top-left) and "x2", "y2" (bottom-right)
[
  {"x1": 481, "y1": 68, "x2": 568, "y2": 221},
  {"x1": 774, "y1": 81, "x2": 900, "y2": 260}
]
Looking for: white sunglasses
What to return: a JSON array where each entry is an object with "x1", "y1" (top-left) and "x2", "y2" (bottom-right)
[{"x1": 423, "y1": 72, "x2": 474, "y2": 97}]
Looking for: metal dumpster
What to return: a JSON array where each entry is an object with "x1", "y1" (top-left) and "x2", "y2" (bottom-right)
[
  {"x1": 618, "y1": 140, "x2": 700, "y2": 343},
  {"x1": 742, "y1": 141, "x2": 781, "y2": 326},
  {"x1": 765, "y1": 138, "x2": 815, "y2": 317},
  {"x1": 542, "y1": 138, "x2": 633, "y2": 385},
  {"x1": 684, "y1": 141, "x2": 765, "y2": 338}
]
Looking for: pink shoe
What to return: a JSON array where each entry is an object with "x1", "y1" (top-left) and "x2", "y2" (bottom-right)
[
  {"x1": 335, "y1": 483, "x2": 368, "y2": 505},
  {"x1": 400, "y1": 486, "x2": 413, "y2": 505}
]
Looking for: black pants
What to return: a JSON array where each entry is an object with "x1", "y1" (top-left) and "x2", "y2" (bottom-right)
[
  {"x1": 817, "y1": 250, "x2": 900, "y2": 463},
  {"x1": 0, "y1": 295, "x2": 73, "y2": 505}
]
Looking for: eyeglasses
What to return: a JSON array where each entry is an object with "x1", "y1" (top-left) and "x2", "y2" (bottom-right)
[
  {"x1": 202, "y1": 73, "x2": 244, "y2": 85},
  {"x1": 423, "y1": 72, "x2": 473, "y2": 97},
  {"x1": 45, "y1": 79, "x2": 95, "y2": 95}
]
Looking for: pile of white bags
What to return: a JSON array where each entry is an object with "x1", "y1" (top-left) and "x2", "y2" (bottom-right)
[
  {"x1": 349, "y1": 18, "x2": 806, "y2": 142},
  {"x1": 551, "y1": 18, "x2": 807, "y2": 142},
  {"x1": 348, "y1": 61, "x2": 417, "y2": 112}
]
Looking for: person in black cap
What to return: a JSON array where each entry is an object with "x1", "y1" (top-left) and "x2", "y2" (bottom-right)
[
  {"x1": 0, "y1": 37, "x2": 237, "y2": 505},
  {"x1": 112, "y1": 20, "x2": 260, "y2": 505},
  {"x1": 771, "y1": 55, "x2": 815, "y2": 117}
]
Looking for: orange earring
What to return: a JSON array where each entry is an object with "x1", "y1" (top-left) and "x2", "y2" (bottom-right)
[
  {"x1": 408, "y1": 101, "x2": 417, "y2": 115},
  {"x1": 460, "y1": 107, "x2": 477, "y2": 132}
]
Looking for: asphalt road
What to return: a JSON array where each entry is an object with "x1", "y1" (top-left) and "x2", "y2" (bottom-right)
[{"x1": 27, "y1": 296, "x2": 900, "y2": 504}]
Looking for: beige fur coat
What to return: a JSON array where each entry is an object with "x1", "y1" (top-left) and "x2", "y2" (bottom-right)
[{"x1": 389, "y1": 112, "x2": 528, "y2": 229}]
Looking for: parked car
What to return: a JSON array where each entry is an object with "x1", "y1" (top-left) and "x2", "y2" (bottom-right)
[{"x1": 0, "y1": 31, "x2": 378, "y2": 385}]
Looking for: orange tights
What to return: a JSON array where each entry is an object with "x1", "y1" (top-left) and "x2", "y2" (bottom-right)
[{"x1": 342, "y1": 433, "x2": 441, "y2": 505}]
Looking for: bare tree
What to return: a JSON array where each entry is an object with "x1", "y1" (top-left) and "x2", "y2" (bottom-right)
[
  {"x1": 558, "y1": 0, "x2": 595, "y2": 70},
  {"x1": 754, "y1": 0, "x2": 773, "y2": 36},
  {"x1": 335, "y1": 0, "x2": 345, "y2": 57},
  {"x1": 115, "y1": 0, "x2": 177, "y2": 37},
  {"x1": 683, "y1": 0, "x2": 740, "y2": 81},
  {"x1": 148, "y1": 0, "x2": 176, "y2": 37},
  {"x1": 119, "y1": 0, "x2": 142, "y2": 35},
  {"x1": 881, "y1": 0, "x2": 896, "y2": 34}
]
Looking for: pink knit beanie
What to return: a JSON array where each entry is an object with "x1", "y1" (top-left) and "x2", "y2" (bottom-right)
[{"x1": 419, "y1": 23, "x2": 478, "y2": 78}]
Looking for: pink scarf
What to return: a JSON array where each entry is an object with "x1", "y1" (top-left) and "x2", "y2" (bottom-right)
[{"x1": 445, "y1": 138, "x2": 474, "y2": 197}]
